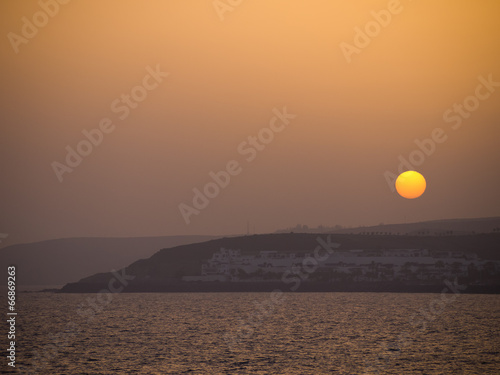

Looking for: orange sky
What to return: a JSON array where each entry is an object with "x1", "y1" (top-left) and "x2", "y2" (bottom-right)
[{"x1": 1, "y1": 0, "x2": 499, "y2": 246}]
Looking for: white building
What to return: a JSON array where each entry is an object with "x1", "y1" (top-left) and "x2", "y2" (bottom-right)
[{"x1": 182, "y1": 246, "x2": 494, "y2": 283}]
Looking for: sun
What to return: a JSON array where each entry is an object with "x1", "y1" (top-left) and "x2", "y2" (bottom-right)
[{"x1": 395, "y1": 171, "x2": 426, "y2": 199}]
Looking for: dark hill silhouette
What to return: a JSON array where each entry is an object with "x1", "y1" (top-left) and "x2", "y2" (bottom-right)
[
  {"x1": 0, "y1": 235, "x2": 216, "y2": 286},
  {"x1": 60, "y1": 232, "x2": 500, "y2": 293},
  {"x1": 335, "y1": 217, "x2": 500, "y2": 236}
]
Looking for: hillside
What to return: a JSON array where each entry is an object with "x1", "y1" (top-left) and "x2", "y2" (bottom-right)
[
  {"x1": 334, "y1": 217, "x2": 500, "y2": 236},
  {"x1": 60, "y1": 233, "x2": 500, "y2": 293},
  {"x1": 0, "y1": 235, "x2": 216, "y2": 286}
]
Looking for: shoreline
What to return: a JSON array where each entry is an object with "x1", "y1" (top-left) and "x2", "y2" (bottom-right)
[{"x1": 57, "y1": 281, "x2": 500, "y2": 294}]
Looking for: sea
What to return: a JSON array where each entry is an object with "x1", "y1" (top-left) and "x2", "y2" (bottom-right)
[{"x1": 3, "y1": 292, "x2": 500, "y2": 374}]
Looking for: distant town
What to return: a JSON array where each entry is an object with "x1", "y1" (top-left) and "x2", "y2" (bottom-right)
[{"x1": 183, "y1": 247, "x2": 500, "y2": 285}]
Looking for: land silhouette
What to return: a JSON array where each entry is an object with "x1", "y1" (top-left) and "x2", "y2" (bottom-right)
[
  {"x1": 59, "y1": 224, "x2": 500, "y2": 294},
  {"x1": 0, "y1": 235, "x2": 215, "y2": 287}
]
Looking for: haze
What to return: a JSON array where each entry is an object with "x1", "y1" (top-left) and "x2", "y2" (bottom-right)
[{"x1": 1, "y1": 0, "x2": 499, "y2": 247}]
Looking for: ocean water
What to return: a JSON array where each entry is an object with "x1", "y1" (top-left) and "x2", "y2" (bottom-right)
[{"x1": 4, "y1": 292, "x2": 500, "y2": 374}]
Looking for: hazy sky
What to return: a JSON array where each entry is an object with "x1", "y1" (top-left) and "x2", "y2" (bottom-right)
[{"x1": 1, "y1": 0, "x2": 499, "y2": 247}]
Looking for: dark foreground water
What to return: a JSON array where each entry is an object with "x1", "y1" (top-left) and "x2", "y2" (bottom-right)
[{"x1": 3, "y1": 292, "x2": 500, "y2": 374}]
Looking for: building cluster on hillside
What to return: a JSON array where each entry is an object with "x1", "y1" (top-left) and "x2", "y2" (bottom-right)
[{"x1": 182, "y1": 247, "x2": 500, "y2": 284}]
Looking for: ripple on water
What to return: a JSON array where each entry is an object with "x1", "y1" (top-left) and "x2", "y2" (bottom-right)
[{"x1": 9, "y1": 292, "x2": 500, "y2": 374}]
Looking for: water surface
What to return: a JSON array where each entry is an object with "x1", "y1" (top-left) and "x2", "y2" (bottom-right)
[{"x1": 7, "y1": 292, "x2": 500, "y2": 374}]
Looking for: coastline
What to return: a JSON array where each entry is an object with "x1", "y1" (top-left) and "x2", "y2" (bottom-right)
[{"x1": 57, "y1": 281, "x2": 500, "y2": 294}]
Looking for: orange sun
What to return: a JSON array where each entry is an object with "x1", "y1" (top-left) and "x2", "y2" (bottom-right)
[{"x1": 395, "y1": 171, "x2": 426, "y2": 199}]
